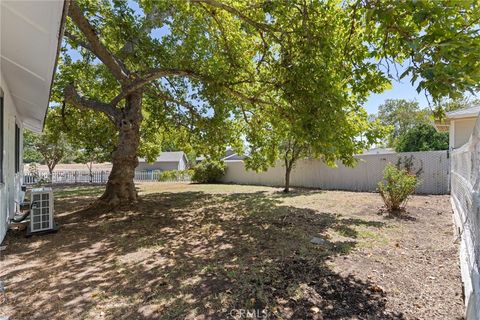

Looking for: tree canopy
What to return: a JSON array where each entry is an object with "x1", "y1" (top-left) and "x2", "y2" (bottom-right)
[
  {"x1": 55, "y1": 0, "x2": 480, "y2": 206},
  {"x1": 376, "y1": 99, "x2": 431, "y2": 147},
  {"x1": 395, "y1": 123, "x2": 449, "y2": 152}
]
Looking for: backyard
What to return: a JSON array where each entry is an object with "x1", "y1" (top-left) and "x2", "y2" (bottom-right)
[{"x1": 1, "y1": 183, "x2": 462, "y2": 319}]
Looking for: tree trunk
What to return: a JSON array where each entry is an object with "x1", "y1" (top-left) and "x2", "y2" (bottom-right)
[
  {"x1": 284, "y1": 165, "x2": 292, "y2": 193},
  {"x1": 48, "y1": 165, "x2": 54, "y2": 184},
  {"x1": 88, "y1": 161, "x2": 95, "y2": 183},
  {"x1": 97, "y1": 91, "x2": 143, "y2": 207}
]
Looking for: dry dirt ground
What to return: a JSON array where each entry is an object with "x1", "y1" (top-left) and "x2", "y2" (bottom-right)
[{"x1": 0, "y1": 183, "x2": 463, "y2": 320}]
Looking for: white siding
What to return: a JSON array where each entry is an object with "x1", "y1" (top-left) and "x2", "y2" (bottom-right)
[
  {"x1": 452, "y1": 118, "x2": 477, "y2": 149},
  {"x1": 0, "y1": 69, "x2": 24, "y2": 244},
  {"x1": 178, "y1": 156, "x2": 187, "y2": 170},
  {"x1": 222, "y1": 151, "x2": 449, "y2": 195}
]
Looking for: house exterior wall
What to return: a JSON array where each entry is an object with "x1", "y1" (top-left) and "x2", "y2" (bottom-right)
[
  {"x1": 0, "y1": 70, "x2": 24, "y2": 244},
  {"x1": 136, "y1": 156, "x2": 188, "y2": 172},
  {"x1": 137, "y1": 161, "x2": 180, "y2": 171},
  {"x1": 221, "y1": 151, "x2": 449, "y2": 195},
  {"x1": 178, "y1": 156, "x2": 187, "y2": 170},
  {"x1": 451, "y1": 118, "x2": 477, "y2": 149}
]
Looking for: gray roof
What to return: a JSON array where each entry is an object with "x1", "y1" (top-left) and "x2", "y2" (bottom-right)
[
  {"x1": 139, "y1": 151, "x2": 186, "y2": 163},
  {"x1": 223, "y1": 153, "x2": 245, "y2": 161},
  {"x1": 224, "y1": 149, "x2": 236, "y2": 158},
  {"x1": 361, "y1": 147, "x2": 396, "y2": 155},
  {"x1": 446, "y1": 106, "x2": 480, "y2": 119}
]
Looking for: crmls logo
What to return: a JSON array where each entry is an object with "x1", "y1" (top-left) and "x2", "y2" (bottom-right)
[{"x1": 229, "y1": 308, "x2": 268, "y2": 319}]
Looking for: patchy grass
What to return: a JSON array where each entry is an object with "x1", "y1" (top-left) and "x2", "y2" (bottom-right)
[
  {"x1": 53, "y1": 184, "x2": 105, "y2": 199},
  {"x1": 0, "y1": 183, "x2": 462, "y2": 319}
]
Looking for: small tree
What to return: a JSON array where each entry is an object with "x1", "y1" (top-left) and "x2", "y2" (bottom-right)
[
  {"x1": 75, "y1": 147, "x2": 110, "y2": 183},
  {"x1": 378, "y1": 164, "x2": 418, "y2": 213},
  {"x1": 36, "y1": 132, "x2": 70, "y2": 177},
  {"x1": 280, "y1": 138, "x2": 309, "y2": 193}
]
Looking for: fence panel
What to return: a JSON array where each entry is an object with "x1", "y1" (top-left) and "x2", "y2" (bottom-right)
[
  {"x1": 451, "y1": 119, "x2": 480, "y2": 319},
  {"x1": 24, "y1": 170, "x2": 190, "y2": 185},
  {"x1": 222, "y1": 150, "x2": 449, "y2": 195}
]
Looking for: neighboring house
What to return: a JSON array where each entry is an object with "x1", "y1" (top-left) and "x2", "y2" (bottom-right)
[
  {"x1": 222, "y1": 153, "x2": 245, "y2": 161},
  {"x1": 361, "y1": 147, "x2": 395, "y2": 155},
  {"x1": 195, "y1": 148, "x2": 245, "y2": 163},
  {"x1": 137, "y1": 151, "x2": 188, "y2": 171},
  {"x1": 195, "y1": 156, "x2": 206, "y2": 163},
  {"x1": 437, "y1": 106, "x2": 480, "y2": 150},
  {"x1": 222, "y1": 148, "x2": 245, "y2": 161},
  {"x1": 0, "y1": 0, "x2": 67, "y2": 243}
]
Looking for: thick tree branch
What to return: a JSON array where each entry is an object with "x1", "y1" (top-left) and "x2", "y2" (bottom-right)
[
  {"x1": 147, "y1": 84, "x2": 202, "y2": 120},
  {"x1": 68, "y1": 0, "x2": 129, "y2": 82},
  {"x1": 111, "y1": 66, "x2": 272, "y2": 109},
  {"x1": 65, "y1": 84, "x2": 121, "y2": 123},
  {"x1": 110, "y1": 68, "x2": 201, "y2": 106},
  {"x1": 64, "y1": 30, "x2": 93, "y2": 52}
]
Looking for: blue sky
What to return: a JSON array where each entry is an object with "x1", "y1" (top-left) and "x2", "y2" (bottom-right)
[{"x1": 364, "y1": 77, "x2": 429, "y2": 115}]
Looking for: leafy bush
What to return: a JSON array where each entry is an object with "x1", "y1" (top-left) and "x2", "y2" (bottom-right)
[
  {"x1": 158, "y1": 170, "x2": 177, "y2": 181},
  {"x1": 158, "y1": 169, "x2": 193, "y2": 182},
  {"x1": 192, "y1": 160, "x2": 225, "y2": 183},
  {"x1": 378, "y1": 164, "x2": 418, "y2": 212},
  {"x1": 395, "y1": 123, "x2": 448, "y2": 152}
]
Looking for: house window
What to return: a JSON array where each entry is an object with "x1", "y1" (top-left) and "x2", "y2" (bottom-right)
[
  {"x1": 0, "y1": 97, "x2": 3, "y2": 183},
  {"x1": 15, "y1": 122, "x2": 20, "y2": 173}
]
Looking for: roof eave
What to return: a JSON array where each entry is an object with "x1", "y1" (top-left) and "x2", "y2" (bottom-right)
[{"x1": 42, "y1": 0, "x2": 69, "y2": 132}]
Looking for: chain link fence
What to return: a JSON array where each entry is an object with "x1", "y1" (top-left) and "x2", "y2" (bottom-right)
[{"x1": 451, "y1": 119, "x2": 480, "y2": 319}]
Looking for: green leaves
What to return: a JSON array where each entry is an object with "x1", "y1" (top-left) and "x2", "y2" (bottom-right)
[
  {"x1": 378, "y1": 164, "x2": 418, "y2": 212},
  {"x1": 363, "y1": 0, "x2": 480, "y2": 100},
  {"x1": 395, "y1": 123, "x2": 448, "y2": 152},
  {"x1": 376, "y1": 99, "x2": 431, "y2": 147},
  {"x1": 55, "y1": 0, "x2": 480, "y2": 177}
]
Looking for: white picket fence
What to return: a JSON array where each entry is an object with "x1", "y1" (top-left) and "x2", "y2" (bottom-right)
[
  {"x1": 451, "y1": 118, "x2": 480, "y2": 319},
  {"x1": 24, "y1": 170, "x2": 190, "y2": 185},
  {"x1": 222, "y1": 151, "x2": 450, "y2": 195}
]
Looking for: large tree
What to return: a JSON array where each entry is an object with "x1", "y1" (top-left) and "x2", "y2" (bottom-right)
[
  {"x1": 376, "y1": 99, "x2": 431, "y2": 147},
  {"x1": 57, "y1": 0, "x2": 480, "y2": 207},
  {"x1": 23, "y1": 131, "x2": 43, "y2": 164},
  {"x1": 395, "y1": 123, "x2": 448, "y2": 152}
]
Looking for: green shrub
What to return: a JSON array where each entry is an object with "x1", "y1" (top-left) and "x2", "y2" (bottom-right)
[
  {"x1": 378, "y1": 164, "x2": 418, "y2": 212},
  {"x1": 158, "y1": 169, "x2": 193, "y2": 182},
  {"x1": 192, "y1": 160, "x2": 225, "y2": 183},
  {"x1": 158, "y1": 170, "x2": 177, "y2": 181}
]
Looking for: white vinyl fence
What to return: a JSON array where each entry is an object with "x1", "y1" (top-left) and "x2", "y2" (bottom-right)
[
  {"x1": 24, "y1": 170, "x2": 191, "y2": 185},
  {"x1": 222, "y1": 151, "x2": 449, "y2": 194},
  {"x1": 451, "y1": 118, "x2": 480, "y2": 319}
]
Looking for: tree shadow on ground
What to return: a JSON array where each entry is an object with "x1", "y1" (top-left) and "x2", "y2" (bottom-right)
[{"x1": 1, "y1": 187, "x2": 402, "y2": 319}]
